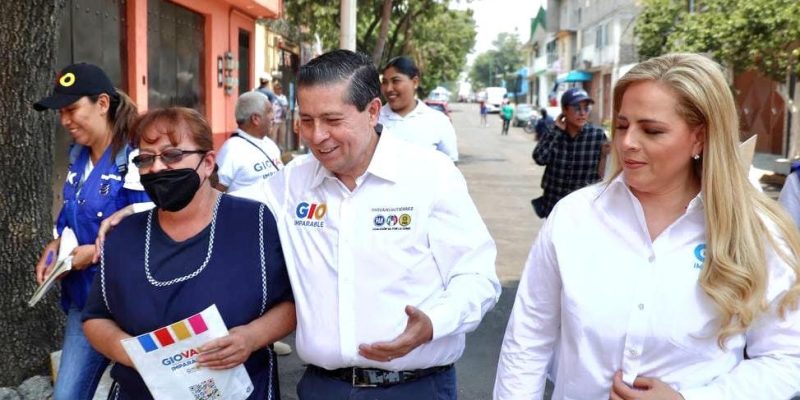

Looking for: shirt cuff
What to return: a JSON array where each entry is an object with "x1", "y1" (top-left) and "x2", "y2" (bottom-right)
[
  {"x1": 419, "y1": 302, "x2": 457, "y2": 342},
  {"x1": 132, "y1": 202, "x2": 156, "y2": 214}
]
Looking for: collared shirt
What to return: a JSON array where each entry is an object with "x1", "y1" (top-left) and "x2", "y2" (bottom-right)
[
  {"x1": 234, "y1": 128, "x2": 500, "y2": 370},
  {"x1": 493, "y1": 174, "x2": 800, "y2": 400},
  {"x1": 532, "y1": 123, "x2": 606, "y2": 217},
  {"x1": 379, "y1": 100, "x2": 459, "y2": 162},
  {"x1": 216, "y1": 129, "x2": 283, "y2": 192}
]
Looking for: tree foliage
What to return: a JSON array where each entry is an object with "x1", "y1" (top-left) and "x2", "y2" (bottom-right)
[
  {"x1": 468, "y1": 32, "x2": 524, "y2": 90},
  {"x1": 284, "y1": 0, "x2": 477, "y2": 96},
  {"x1": 636, "y1": 0, "x2": 800, "y2": 80}
]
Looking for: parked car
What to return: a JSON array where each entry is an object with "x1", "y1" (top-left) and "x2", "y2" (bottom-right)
[
  {"x1": 513, "y1": 104, "x2": 534, "y2": 127},
  {"x1": 424, "y1": 99, "x2": 452, "y2": 121}
]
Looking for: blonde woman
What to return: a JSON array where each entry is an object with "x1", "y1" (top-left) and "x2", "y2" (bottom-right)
[{"x1": 493, "y1": 53, "x2": 800, "y2": 399}]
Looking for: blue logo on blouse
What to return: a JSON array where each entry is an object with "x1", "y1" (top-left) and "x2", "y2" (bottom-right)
[{"x1": 693, "y1": 244, "x2": 706, "y2": 269}]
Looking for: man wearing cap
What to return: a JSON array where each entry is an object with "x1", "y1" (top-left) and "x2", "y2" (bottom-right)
[
  {"x1": 256, "y1": 74, "x2": 277, "y2": 103},
  {"x1": 531, "y1": 88, "x2": 608, "y2": 218}
]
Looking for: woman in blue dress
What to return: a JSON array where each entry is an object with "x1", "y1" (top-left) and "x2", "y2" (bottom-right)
[
  {"x1": 33, "y1": 63, "x2": 150, "y2": 400},
  {"x1": 82, "y1": 107, "x2": 295, "y2": 399}
]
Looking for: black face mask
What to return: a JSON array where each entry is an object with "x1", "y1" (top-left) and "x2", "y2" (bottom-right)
[{"x1": 140, "y1": 163, "x2": 203, "y2": 212}]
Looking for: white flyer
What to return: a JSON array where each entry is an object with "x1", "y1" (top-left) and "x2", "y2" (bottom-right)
[{"x1": 121, "y1": 304, "x2": 253, "y2": 399}]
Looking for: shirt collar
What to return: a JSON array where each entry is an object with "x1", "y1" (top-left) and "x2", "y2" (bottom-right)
[
  {"x1": 602, "y1": 173, "x2": 705, "y2": 209},
  {"x1": 235, "y1": 128, "x2": 260, "y2": 142},
  {"x1": 380, "y1": 100, "x2": 423, "y2": 121},
  {"x1": 308, "y1": 125, "x2": 399, "y2": 189}
]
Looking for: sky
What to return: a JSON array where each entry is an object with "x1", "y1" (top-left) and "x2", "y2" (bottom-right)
[{"x1": 453, "y1": 0, "x2": 546, "y2": 65}]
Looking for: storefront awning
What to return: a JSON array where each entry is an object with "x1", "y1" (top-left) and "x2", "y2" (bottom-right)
[{"x1": 556, "y1": 70, "x2": 592, "y2": 83}]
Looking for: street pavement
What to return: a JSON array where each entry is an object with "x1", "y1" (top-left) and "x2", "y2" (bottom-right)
[{"x1": 274, "y1": 102, "x2": 548, "y2": 399}]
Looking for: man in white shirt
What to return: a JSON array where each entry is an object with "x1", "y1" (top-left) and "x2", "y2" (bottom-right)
[
  {"x1": 215, "y1": 91, "x2": 284, "y2": 192},
  {"x1": 235, "y1": 49, "x2": 500, "y2": 399},
  {"x1": 379, "y1": 100, "x2": 459, "y2": 162}
]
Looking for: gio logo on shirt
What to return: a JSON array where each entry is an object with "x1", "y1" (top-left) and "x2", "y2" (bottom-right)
[
  {"x1": 295, "y1": 201, "x2": 327, "y2": 228},
  {"x1": 693, "y1": 244, "x2": 706, "y2": 270}
]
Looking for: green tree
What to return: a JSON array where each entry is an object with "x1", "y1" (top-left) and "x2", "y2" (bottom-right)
[
  {"x1": 469, "y1": 32, "x2": 524, "y2": 90},
  {"x1": 284, "y1": 0, "x2": 476, "y2": 96},
  {"x1": 636, "y1": 0, "x2": 800, "y2": 80}
]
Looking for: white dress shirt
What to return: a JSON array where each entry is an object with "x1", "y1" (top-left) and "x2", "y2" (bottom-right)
[
  {"x1": 216, "y1": 129, "x2": 283, "y2": 192},
  {"x1": 379, "y1": 100, "x2": 459, "y2": 162},
  {"x1": 494, "y1": 174, "x2": 800, "y2": 400},
  {"x1": 234, "y1": 128, "x2": 500, "y2": 370}
]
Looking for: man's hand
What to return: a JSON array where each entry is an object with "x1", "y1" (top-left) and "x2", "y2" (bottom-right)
[
  {"x1": 358, "y1": 305, "x2": 433, "y2": 362},
  {"x1": 70, "y1": 245, "x2": 97, "y2": 270},
  {"x1": 197, "y1": 326, "x2": 257, "y2": 370},
  {"x1": 609, "y1": 371, "x2": 685, "y2": 400},
  {"x1": 93, "y1": 205, "x2": 135, "y2": 263},
  {"x1": 35, "y1": 239, "x2": 60, "y2": 284}
]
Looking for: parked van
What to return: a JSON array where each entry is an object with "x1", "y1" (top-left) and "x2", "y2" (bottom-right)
[{"x1": 484, "y1": 86, "x2": 507, "y2": 113}]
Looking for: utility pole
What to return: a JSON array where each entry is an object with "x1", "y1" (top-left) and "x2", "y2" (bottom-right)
[{"x1": 340, "y1": 0, "x2": 357, "y2": 51}]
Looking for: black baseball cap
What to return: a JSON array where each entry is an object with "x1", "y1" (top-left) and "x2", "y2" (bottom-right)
[
  {"x1": 33, "y1": 63, "x2": 116, "y2": 111},
  {"x1": 560, "y1": 88, "x2": 594, "y2": 108}
]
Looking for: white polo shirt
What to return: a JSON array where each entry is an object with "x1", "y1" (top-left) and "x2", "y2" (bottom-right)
[
  {"x1": 379, "y1": 100, "x2": 459, "y2": 162},
  {"x1": 234, "y1": 128, "x2": 500, "y2": 370},
  {"x1": 493, "y1": 174, "x2": 800, "y2": 400},
  {"x1": 216, "y1": 129, "x2": 283, "y2": 192}
]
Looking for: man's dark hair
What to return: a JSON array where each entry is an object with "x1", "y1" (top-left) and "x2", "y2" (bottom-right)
[
  {"x1": 540, "y1": 108, "x2": 548, "y2": 118},
  {"x1": 297, "y1": 49, "x2": 380, "y2": 112},
  {"x1": 382, "y1": 56, "x2": 420, "y2": 79}
]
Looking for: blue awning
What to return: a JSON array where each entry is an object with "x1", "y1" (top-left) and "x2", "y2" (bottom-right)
[{"x1": 556, "y1": 70, "x2": 592, "y2": 83}]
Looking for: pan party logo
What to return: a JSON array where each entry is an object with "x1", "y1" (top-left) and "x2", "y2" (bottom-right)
[{"x1": 372, "y1": 206, "x2": 413, "y2": 231}]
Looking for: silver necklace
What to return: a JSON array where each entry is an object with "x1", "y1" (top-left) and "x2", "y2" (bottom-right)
[{"x1": 144, "y1": 194, "x2": 222, "y2": 287}]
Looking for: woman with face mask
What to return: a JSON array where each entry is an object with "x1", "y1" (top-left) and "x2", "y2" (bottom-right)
[
  {"x1": 82, "y1": 107, "x2": 295, "y2": 399},
  {"x1": 32, "y1": 63, "x2": 150, "y2": 400},
  {"x1": 378, "y1": 56, "x2": 459, "y2": 162}
]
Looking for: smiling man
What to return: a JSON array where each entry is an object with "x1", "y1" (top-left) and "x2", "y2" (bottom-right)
[
  {"x1": 235, "y1": 49, "x2": 500, "y2": 400},
  {"x1": 531, "y1": 88, "x2": 608, "y2": 218}
]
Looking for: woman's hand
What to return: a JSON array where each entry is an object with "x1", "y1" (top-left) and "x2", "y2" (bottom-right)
[
  {"x1": 609, "y1": 371, "x2": 685, "y2": 400},
  {"x1": 34, "y1": 239, "x2": 60, "y2": 284},
  {"x1": 554, "y1": 113, "x2": 566, "y2": 131},
  {"x1": 197, "y1": 326, "x2": 257, "y2": 370},
  {"x1": 93, "y1": 205, "x2": 136, "y2": 263},
  {"x1": 70, "y1": 244, "x2": 97, "y2": 270}
]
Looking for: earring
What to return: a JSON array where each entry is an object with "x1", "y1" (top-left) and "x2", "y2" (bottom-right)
[{"x1": 692, "y1": 154, "x2": 701, "y2": 160}]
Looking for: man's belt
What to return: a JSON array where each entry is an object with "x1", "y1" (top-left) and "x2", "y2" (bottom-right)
[{"x1": 307, "y1": 363, "x2": 453, "y2": 388}]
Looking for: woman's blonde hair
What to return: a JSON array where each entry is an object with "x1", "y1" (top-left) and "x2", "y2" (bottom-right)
[{"x1": 610, "y1": 53, "x2": 800, "y2": 346}]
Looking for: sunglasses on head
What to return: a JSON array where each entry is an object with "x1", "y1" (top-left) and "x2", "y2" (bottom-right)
[{"x1": 132, "y1": 148, "x2": 207, "y2": 168}]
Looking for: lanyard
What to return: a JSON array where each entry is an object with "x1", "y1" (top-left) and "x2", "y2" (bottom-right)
[{"x1": 231, "y1": 132, "x2": 281, "y2": 172}]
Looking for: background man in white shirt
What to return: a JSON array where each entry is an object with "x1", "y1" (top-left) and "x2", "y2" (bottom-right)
[
  {"x1": 215, "y1": 91, "x2": 284, "y2": 193},
  {"x1": 235, "y1": 49, "x2": 500, "y2": 400}
]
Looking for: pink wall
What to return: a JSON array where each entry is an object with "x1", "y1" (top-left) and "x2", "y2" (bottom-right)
[{"x1": 125, "y1": 0, "x2": 279, "y2": 149}]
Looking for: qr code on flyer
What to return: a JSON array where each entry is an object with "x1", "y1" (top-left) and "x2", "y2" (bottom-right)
[{"x1": 189, "y1": 378, "x2": 221, "y2": 400}]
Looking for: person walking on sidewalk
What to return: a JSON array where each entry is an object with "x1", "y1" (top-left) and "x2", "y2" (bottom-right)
[
  {"x1": 83, "y1": 107, "x2": 295, "y2": 399},
  {"x1": 500, "y1": 99, "x2": 513, "y2": 135},
  {"x1": 530, "y1": 88, "x2": 607, "y2": 218},
  {"x1": 215, "y1": 91, "x2": 283, "y2": 193},
  {"x1": 32, "y1": 63, "x2": 150, "y2": 400},
  {"x1": 238, "y1": 49, "x2": 501, "y2": 400},
  {"x1": 495, "y1": 53, "x2": 800, "y2": 400},
  {"x1": 379, "y1": 56, "x2": 459, "y2": 162},
  {"x1": 479, "y1": 99, "x2": 488, "y2": 126}
]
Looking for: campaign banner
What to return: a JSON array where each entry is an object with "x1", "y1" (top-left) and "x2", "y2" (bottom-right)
[{"x1": 121, "y1": 304, "x2": 253, "y2": 400}]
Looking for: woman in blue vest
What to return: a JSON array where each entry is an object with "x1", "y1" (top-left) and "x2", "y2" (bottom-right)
[{"x1": 33, "y1": 63, "x2": 150, "y2": 400}]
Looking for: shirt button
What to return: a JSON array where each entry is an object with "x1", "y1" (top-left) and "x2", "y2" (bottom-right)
[
  {"x1": 97, "y1": 211, "x2": 103, "y2": 218},
  {"x1": 648, "y1": 255, "x2": 655, "y2": 263},
  {"x1": 638, "y1": 304, "x2": 644, "y2": 310},
  {"x1": 628, "y1": 348, "x2": 639, "y2": 358}
]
